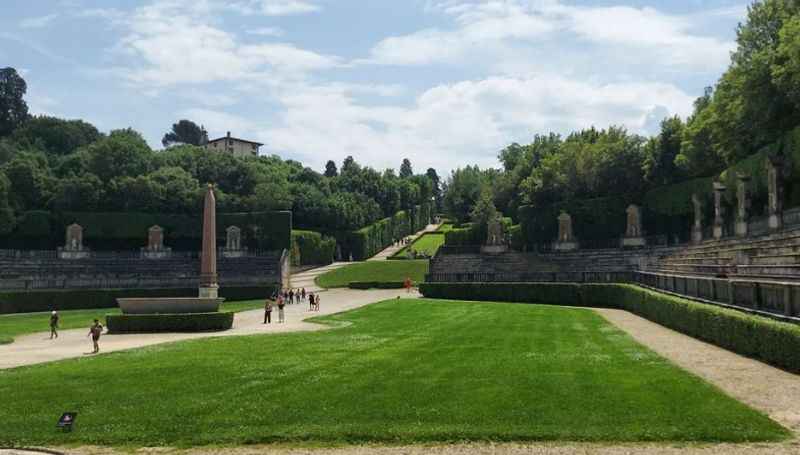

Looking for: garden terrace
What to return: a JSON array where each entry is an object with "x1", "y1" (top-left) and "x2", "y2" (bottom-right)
[{"x1": 0, "y1": 249, "x2": 288, "y2": 291}]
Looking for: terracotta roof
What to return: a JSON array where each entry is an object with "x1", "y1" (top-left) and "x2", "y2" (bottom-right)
[{"x1": 207, "y1": 136, "x2": 264, "y2": 146}]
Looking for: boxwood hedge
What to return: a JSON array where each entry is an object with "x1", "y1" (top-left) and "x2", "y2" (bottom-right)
[
  {"x1": 419, "y1": 282, "x2": 800, "y2": 373},
  {"x1": 106, "y1": 311, "x2": 234, "y2": 333},
  {"x1": 0, "y1": 286, "x2": 277, "y2": 315}
]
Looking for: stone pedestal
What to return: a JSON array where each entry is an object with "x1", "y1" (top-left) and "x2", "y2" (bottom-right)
[
  {"x1": 767, "y1": 155, "x2": 784, "y2": 231},
  {"x1": 691, "y1": 193, "x2": 703, "y2": 244},
  {"x1": 481, "y1": 244, "x2": 508, "y2": 254},
  {"x1": 712, "y1": 182, "x2": 726, "y2": 240},
  {"x1": 141, "y1": 225, "x2": 172, "y2": 258},
  {"x1": 622, "y1": 237, "x2": 646, "y2": 247},
  {"x1": 554, "y1": 241, "x2": 578, "y2": 252},
  {"x1": 198, "y1": 286, "x2": 219, "y2": 299},
  {"x1": 60, "y1": 223, "x2": 90, "y2": 259}
]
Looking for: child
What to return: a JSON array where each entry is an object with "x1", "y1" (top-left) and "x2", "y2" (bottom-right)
[{"x1": 88, "y1": 319, "x2": 104, "y2": 354}]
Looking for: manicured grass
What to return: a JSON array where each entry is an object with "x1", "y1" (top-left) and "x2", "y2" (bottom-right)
[
  {"x1": 393, "y1": 233, "x2": 445, "y2": 258},
  {"x1": 315, "y1": 260, "x2": 429, "y2": 288},
  {"x1": 436, "y1": 223, "x2": 454, "y2": 232},
  {"x1": 0, "y1": 300, "x2": 265, "y2": 344},
  {"x1": 0, "y1": 299, "x2": 787, "y2": 447}
]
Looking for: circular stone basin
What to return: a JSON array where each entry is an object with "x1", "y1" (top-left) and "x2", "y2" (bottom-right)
[{"x1": 117, "y1": 297, "x2": 224, "y2": 315}]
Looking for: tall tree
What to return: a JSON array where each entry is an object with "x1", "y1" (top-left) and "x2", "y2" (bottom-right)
[
  {"x1": 0, "y1": 68, "x2": 29, "y2": 137},
  {"x1": 400, "y1": 158, "x2": 413, "y2": 178},
  {"x1": 161, "y1": 120, "x2": 209, "y2": 147},
  {"x1": 324, "y1": 160, "x2": 338, "y2": 177}
]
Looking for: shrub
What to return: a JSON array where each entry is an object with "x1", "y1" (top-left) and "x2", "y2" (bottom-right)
[
  {"x1": 347, "y1": 203, "x2": 432, "y2": 260},
  {"x1": 0, "y1": 286, "x2": 277, "y2": 314},
  {"x1": 106, "y1": 312, "x2": 233, "y2": 333},
  {"x1": 419, "y1": 282, "x2": 800, "y2": 373},
  {"x1": 348, "y1": 281, "x2": 405, "y2": 289}
]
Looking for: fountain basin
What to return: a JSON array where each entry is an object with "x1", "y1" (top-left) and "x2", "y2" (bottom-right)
[{"x1": 117, "y1": 297, "x2": 224, "y2": 315}]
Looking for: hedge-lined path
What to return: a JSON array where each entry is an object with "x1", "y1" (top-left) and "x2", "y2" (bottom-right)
[
  {"x1": 290, "y1": 262, "x2": 353, "y2": 292},
  {"x1": 595, "y1": 307, "x2": 800, "y2": 434},
  {"x1": 368, "y1": 223, "x2": 441, "y2": 261},
  {"x1": 0, "y1": 287, "x2": 419, "y2": 370}
]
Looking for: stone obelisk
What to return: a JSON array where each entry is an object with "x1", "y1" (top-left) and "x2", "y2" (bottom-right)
[{"x1": 199, "y1": 184, "x2": 219, "y2": 299}]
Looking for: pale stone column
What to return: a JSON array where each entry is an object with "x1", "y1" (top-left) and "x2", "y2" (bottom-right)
[
  {"x1": 199, "y1": 184, "x2": 219, "y2": 298},
  {"x1": 767, "y1": 155, "x2": 785, "y2": 231},
  {"x1": 691, "y1": 194, "x2": 703, "y2": 244},
  {"x1": 735, "y1": 173, "x2": 751, "y2": 237},
  {"x1": 712, "y1": 182, "x2": 726, "y2": 240}
]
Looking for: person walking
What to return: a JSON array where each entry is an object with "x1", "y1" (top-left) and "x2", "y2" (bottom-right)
[
  {"x1": 49, "y1": 310, "x2": 59, "y2": 339},
  {"x1": 264, "y1": 299, "x2": 273, "y2": 324},
  {"x1": 308, "y1": 292, "x2": 315, "y2": 311},
  {"x1": 88, "y1": 319, "x2": 103, "y2": 354},
  {"x1": 277, "y1": 294, "x2": 286, "y2": 323},
  {"x1": 404, "y1": 276, "x2": 413, "y2": 293},
  {"x1": 314, "y1": 294, "x2": 320, "y2": 312},
  {"x1": 289, "y1": 289, "x2": 295, "y2": 305},
  {"x1": 301, "y1": 288, "x2": 306, "y2": 302}
]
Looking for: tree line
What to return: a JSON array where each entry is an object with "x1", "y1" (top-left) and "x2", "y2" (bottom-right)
[
  {"x1": 444, "y1": 0, "x2": 800, "y2": 229},
  {"x1": 0, "y1": 70, "x2": 442, "y2": 236}
]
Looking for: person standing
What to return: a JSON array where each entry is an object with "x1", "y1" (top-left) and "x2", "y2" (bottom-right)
[
  {"x1": 404, "y1": 276, "x2": 412, "y2": 293},
  {"x1": 301, "y1": 288, "x2": 307, "y2": 302},
  {"x1": 88, "y1": 319, "x2": 103, "y2": 354},
  {"x1": 308, "y1": 293, "x2": 314, "y2": 311},
  {"x1": 314, "y1": 294, "x2": 320, "y2": 312},
  {"x1": 277, "y1": 294, "x2": 286, "y2": 323},
  {"x1": 289, "y1": 289, "x2": 295, "y2": 305},
  {"x1": 49, "y1": 311, "x2": 59, "y2": 339},
  {"x1": 264, "y1": 299, "x2": 273, "y2": 324}
]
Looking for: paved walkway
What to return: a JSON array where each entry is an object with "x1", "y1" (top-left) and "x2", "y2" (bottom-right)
[
  {"x1": 0, "y1": 265, "x2": 419, "y2": 369},
  {"x1": 290, "y1": 262, "x2": 351, "y2": 292},
  {"x1": 368, "y1": 223, "x2": 440, "y2": 261}
]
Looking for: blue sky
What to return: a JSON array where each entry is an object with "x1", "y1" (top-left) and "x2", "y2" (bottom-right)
[{"x1": 1, "y1": 0, "x2": 748, "y2": 173}]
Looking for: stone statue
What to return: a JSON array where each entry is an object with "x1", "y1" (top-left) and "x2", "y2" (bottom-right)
[
  {"x1": 486, "y1": 216, "x2": 504, "y2": 246},
  {"x1": 558, "y1": 211, "x2": 573, "y2": 242},
  {"x1": 65, "y1": 223, "x2": 83, "y2": 252},
  {"x1": 147, "y1": 225, "x2": 165, "y2": 251},
  {"x1": 735, "y1": 173, "x2": 751, "y2": 237},
  {"x1": 226, "y1": 226, "x2": 242, "y2": 251},
  {"x1": 767, "y1": 155, "x2": 785, "y2": 230},
  {"x1": 625, "y1": 204, "x2": 642, "y2": 238},
  {"x1": 712, "y1": 182, "x2": 726, "y2": 240},
  {"x1": 691, "y1": 193, "x2": 703, "y2": 243}
]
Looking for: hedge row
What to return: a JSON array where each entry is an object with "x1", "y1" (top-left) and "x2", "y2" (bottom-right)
[
  {"x1": 0, "y1": 210, "x2": 292, "y2": 251},
  {"x1": 0, "y1": 286, "x2": 278, "y2": 314},
  {"x1": 347, "y1": 203, "x2": 432, "y2": 260},
  {"x1": 348, "y1": 281, "x2": 405, "y2": 289},
  {"x1": 106, "y1": 312, "x2": 234, "y2": 333},
  {"x1": 419, "y1": 282, "x2": 800, "y2": 373},
  {"x1": 291, "y1": 230, "x2": 336, "y2": 266}
]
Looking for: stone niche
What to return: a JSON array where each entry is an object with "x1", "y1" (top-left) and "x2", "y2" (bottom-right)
[
  {"x1": 554, "y1": 211, "x2": 578, "y2": 252},
  {"x1": 141, "y1": 225, "x2": 172, "y2": 259},
  {"x1": 223, "y1": 225, "x2": 246, "y2": 258},
  {"x1": 622, "y1": 204, "x2": 646, "y2": 247},
  {"x1": 58, "y1": 223, "x2": 91, "y2": 259},
  {"x1": 481, "y1": 216, "x2": 508, "y2": 254}
]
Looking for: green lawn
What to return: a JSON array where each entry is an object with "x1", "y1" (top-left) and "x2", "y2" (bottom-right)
[
  {"x1": 393, "y1": 233, "x2": 445, "y2": 258},
  {"x1": 0, "y1": 299, "x2": 787, "y2": 447},
  {"x1": 0, "y1": 300, "x2": 265, "y2": 345},
  {"x1": 436, "y1": 223, "x2": 454, "y2": 232},
  {"x1": 316, "y1": 260, "x2": 429, "y2": 288}
]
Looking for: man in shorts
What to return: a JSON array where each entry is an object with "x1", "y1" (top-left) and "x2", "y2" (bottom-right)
[{"x1": 88, "y1": 319, "x2": 104, "y2": 354}]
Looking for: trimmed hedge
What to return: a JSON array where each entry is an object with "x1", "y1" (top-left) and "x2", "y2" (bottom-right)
[
  {"x1": 347, "y1": 203, "x2": 432, "y2": 260},
  {"x1": 0, "y1": 210, "x2": 292, "y2": 251},
  {"x1": 348, "y1": 281, "x2": 405, "y2": 289},
  {"x1": 419, "y1": 282, "x2": 800, "y2": 373},
  {"x1": 291, "y1": 230, "x2": 335, "y2": 266},
  {"x1": 106, "y1": 311, "x2": 234, "y2": 333},
  {"x1": 0, "y1": 286, "x2": 278, "y2": 315}
]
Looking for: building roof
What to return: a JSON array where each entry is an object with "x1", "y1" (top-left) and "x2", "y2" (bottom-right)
[{"x1": 207, "y1": 136, "x2": 264, "y2": 146}]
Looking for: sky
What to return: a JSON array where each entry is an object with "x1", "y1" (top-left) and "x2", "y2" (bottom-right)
[{"x1": 1, "y1": 0, "x2": 749, "y2": 174}]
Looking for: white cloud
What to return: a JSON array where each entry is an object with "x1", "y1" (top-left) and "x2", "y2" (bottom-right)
[
  {"x1": 246, "y1": 26, "x2": 285, "y2": 37},
  {"x1": 261, "y1": 74, "x2": 694, "y2": 173},
  {"x1": 116, "y1": 1, "x2": 339, "y2": 87},
  {"x1": 366, "y1": 0, "x2": 735, "y2": 72},
  {"x1": 257, "y1": 0, "x2": 319, "y2": 16},
  {"x1": 178, "y1": 108, "x2": 257, "y2": 139},
  {"x1": 19, "y1": 14, "x2": 58, "y2": 29}
]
